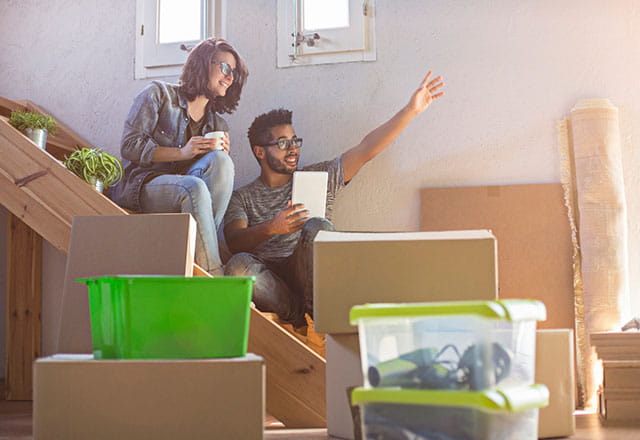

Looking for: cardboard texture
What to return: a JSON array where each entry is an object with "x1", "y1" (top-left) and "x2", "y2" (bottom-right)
[
  {"x1": 536, "y1": 329, "x2": 576, "y2": 438},
  {"x1": 591, "y1": 332, "x2": 640, "y2": 361},
  {"x1": 598, "y1": 387, "x2": 640, "y2": 422},
  {"x1": 593, "y1": 339, "x2": 640, "y2": 422},
  {"x1": 33, "y1": 354, "x2": 265, "y2": 440},
  {"x1": 56, "y1": 214, "x2": 196, "y2": 354},
  {"x1": 326, "y1": 334, "x2": 363, "y2": 440},
  {"x1": 420, "y1": 184, "x2": 574, "y2": 330},
  {"x1": 603, "y1": 361, "x2": 640, "y2": 389},
  {"x1": 314, "y1": 230, "x2": 498, "y2": 334}
]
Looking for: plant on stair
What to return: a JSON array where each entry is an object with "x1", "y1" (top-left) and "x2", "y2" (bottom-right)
[
  {"x1": 8, "y1": 109, "x2": 57, "y2": 150},
  {"x1": 63, "y1": 147, "x2": 123, "y2": 193}
]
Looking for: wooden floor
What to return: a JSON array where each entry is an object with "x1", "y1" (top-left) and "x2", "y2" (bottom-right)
[{"x1": 2, "y1": 384, "x2": 639, "y2": 439}]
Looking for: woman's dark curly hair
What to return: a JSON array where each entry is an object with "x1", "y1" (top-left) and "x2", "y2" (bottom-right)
[{"x1": 178, "y1": 38, "x2": 248, "y2": 114}]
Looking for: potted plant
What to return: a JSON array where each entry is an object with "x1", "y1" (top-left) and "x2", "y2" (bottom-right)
[
  {"x1": 63, "y1": 147, "x2": 124, "y2": 193},
  {"x1": 8, "y1": 109, "x2": 57, "y2": 150}
]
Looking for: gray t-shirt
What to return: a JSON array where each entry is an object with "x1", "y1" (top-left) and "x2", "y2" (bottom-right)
[{"x1": 224, "y1": 157, "x2": 345, "y2": 260}]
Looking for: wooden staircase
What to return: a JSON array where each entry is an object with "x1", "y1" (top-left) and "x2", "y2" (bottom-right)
[{"x1": 0, "y1": 97, "x2": 326, "y2": 427}]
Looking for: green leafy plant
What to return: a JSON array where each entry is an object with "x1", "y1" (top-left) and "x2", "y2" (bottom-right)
[
  {"x1": 9, "y1": 110, "x2": 57, "y2": 134},
  {"x1": 63, "y1": 147, "x2": 124, "y2": 188}
]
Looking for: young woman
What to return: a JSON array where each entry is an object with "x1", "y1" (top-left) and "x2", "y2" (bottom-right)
[{"x1": 110, "y1": 38, "x2": 248, "y2": 275}]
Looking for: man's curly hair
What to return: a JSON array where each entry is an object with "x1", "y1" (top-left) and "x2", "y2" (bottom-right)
[{"x1": 247, "y1": 108, "x2": 293, "y2": 161}]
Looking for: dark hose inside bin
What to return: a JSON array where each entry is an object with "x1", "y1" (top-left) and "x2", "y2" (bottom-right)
[{"x1": 368, "y1": 358, "x2": 419, "y2": 387}]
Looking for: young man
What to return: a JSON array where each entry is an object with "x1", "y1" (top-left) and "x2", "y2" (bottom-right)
[{"x1": 224, "y1": 70, "x2": 445, "y2": 327}]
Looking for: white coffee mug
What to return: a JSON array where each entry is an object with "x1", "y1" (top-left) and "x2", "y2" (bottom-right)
[{"x1": 204, "y1": 131, "x2": 225, "y2": 150}]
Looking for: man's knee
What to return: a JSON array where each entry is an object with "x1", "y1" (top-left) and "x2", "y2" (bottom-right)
[
  {"x1": 302, "y1": 217, "x2": 335, "y2": 238},
  {"x1": 224, "y1": 252, "x2": 261, "y2": 276}
]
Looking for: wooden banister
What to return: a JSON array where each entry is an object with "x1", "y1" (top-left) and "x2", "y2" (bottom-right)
[{"x1": 0, "y1": 98, "x2": 86, "y2": 161}]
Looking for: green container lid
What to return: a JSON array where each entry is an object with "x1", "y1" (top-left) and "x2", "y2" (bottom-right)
[
  {"x1": 351, "y1": 384, "x2": 549, "y2": 413},
  {"x1": 350, "y1": 299, "x2": 546, "y2": 324}
]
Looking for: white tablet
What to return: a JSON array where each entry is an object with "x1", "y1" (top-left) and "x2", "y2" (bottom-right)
[{"x1": 292, "y1": 171, "x2": 328, "y2": 219}]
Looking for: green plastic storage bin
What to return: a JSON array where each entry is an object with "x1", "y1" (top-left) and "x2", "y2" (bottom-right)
[{"x1": 78, "y1": 275, "x2": 255, "y2": 359}]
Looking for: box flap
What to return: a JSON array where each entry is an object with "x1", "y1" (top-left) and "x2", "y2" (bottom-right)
[{"x1": 314, "y1": 230, "x2": 498, "y2": 333}]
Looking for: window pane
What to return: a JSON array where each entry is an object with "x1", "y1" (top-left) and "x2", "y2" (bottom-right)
[
  {"x1": 158, "y1": 0, "x2": 202, "y2": 44},
  {"x1": 302, "y1": 0, "x2": 349, "y2": 30}
]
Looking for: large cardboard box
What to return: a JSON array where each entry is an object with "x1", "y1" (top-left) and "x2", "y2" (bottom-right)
[
  {"x1": 34, "y1": 354, "x2": 264, "y2": 440},
  {"x1": 56, "y1": 214, "x2": 196, "y2": 353},
  {"x1": 326, "y1": 334, "x2": 363, "y2": 440},
  {"x1": 421, "y1": 184, "x2": 574, "y2": 330},
  {"x1": 535, "y1": 329, "x2": 576, "y2": 438},
  {"x1": 314, "y1": 230, "x2": 498, "y2": 334}
]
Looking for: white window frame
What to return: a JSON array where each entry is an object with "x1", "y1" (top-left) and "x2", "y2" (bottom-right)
[
  {"x1": 135, "y1": 0, "x2": 227, "y2": 79},
  {"x1": 277, "y1": 0, "x2": 376, "y2": 68}
]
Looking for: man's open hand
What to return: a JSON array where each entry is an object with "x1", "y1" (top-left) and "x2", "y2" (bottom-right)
[
  {"x1": 269, "y1": 201, "x2": 310, "y2": 235},
  {"x1": 407, "y1": 70, "x2": 445, "y2": 115}
]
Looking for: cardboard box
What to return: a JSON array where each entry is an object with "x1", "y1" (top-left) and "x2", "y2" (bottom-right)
[
  {"x1": 598, "y1": 387, "x2": 640, "y2": 422},
  {"x1": 420, "y1": 184, "x2": 574, "y2": 330},
  {"x1": 591, "y1": 332, "x2": 640, "y2": 361},
  {"x1": 56, "y1": 214, "x2": 196, "y2": 354},
  {"x1": 314, "y1": 230, "x2": 498, "y2": 334},
  {"x1": 603, "y1": 361, "x2": 640, "y2": 389},
  {"x1": 536, "y1": 329, "x2": 576, "y2": 438},
  {"x1": 34, "y1": 354, "x2": 264, "y2": 440},
  {"x1": 326, "y1": 334, "x2": 363, "y2": 440}
]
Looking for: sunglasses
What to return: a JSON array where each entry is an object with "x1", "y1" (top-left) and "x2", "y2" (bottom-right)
[
  {"x1": 212, "y1": 61, "x2": 238, "y2": 80},
  {"x1": 263, "y1": 137, "x2": 304, "y2": 151}
]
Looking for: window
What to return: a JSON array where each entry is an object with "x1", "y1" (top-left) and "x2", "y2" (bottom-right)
[
  {"x1": 277, "y1": 0, "x2": 376, "y2": 68},
  {"x1": 135, "y1": 0, "x2": 227, "y2": 79}
]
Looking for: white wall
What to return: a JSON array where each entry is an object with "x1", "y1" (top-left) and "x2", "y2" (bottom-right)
[{"x1": 1, "y1": 1, "x2": 640, "y2": 377}]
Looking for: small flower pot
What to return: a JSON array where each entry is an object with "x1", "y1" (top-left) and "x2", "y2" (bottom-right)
[
  {"x1": 87, "y1": 176, "x2": 105, "y2": 193},
  {"x1": 25, "y1": 128, "x2": 48, "y2": 150}
]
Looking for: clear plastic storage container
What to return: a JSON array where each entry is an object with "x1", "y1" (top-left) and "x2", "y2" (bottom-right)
[
  {"x1": 351, "y1": 384, "x2": 548, "y2": 440},
  {"x1": 350, "y1": 300, "x2": 546, "y2": 390}
]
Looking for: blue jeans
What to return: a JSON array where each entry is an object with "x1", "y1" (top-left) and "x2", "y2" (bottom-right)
[
  {"x1": 140, "y1": 151, "x2": 234, "y2": 274},
  {"x1": 224, "y1": 218, "x2": 336, "y2": 327}
]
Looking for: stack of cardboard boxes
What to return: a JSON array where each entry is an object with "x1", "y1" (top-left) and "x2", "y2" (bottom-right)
[
  {"x1": 313, "y1": 229, "x2": 499, "y2": 439},
  {"x1": 314, "y1": 228, "x2": 576, "y2": 439},
  {"x1": 592, "y1": 331, "x2": 640, "y2": 422},
  {"x1": 34, "y1": 215, "x2": 266, "y2": 440}
]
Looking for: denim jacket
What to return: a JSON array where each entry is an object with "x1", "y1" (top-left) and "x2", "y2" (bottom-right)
[{"x1": 110, "y1": 81, "x2": 228, "y2": 211}]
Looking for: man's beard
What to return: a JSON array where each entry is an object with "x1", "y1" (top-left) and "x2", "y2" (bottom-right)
[{"x1": 266, "y1": 151, "x2": 297, "y2": 175}]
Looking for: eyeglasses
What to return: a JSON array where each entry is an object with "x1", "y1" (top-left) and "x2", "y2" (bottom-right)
[
  {"x1": 212, "y1": 61, "x2": 237, "y2": 80},
  {"x1": 263, "y1": 137, "x2": 304, "y2": 151}
]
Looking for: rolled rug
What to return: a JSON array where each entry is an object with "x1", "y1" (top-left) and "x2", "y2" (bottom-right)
[{"x1": 558, "y1": 98, "x2": 631, "y2": 408}]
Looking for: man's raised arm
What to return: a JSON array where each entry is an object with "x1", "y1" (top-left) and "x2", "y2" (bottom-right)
[{"x1": 341, "y1": 70, "x2": 444, "y2": 183}]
